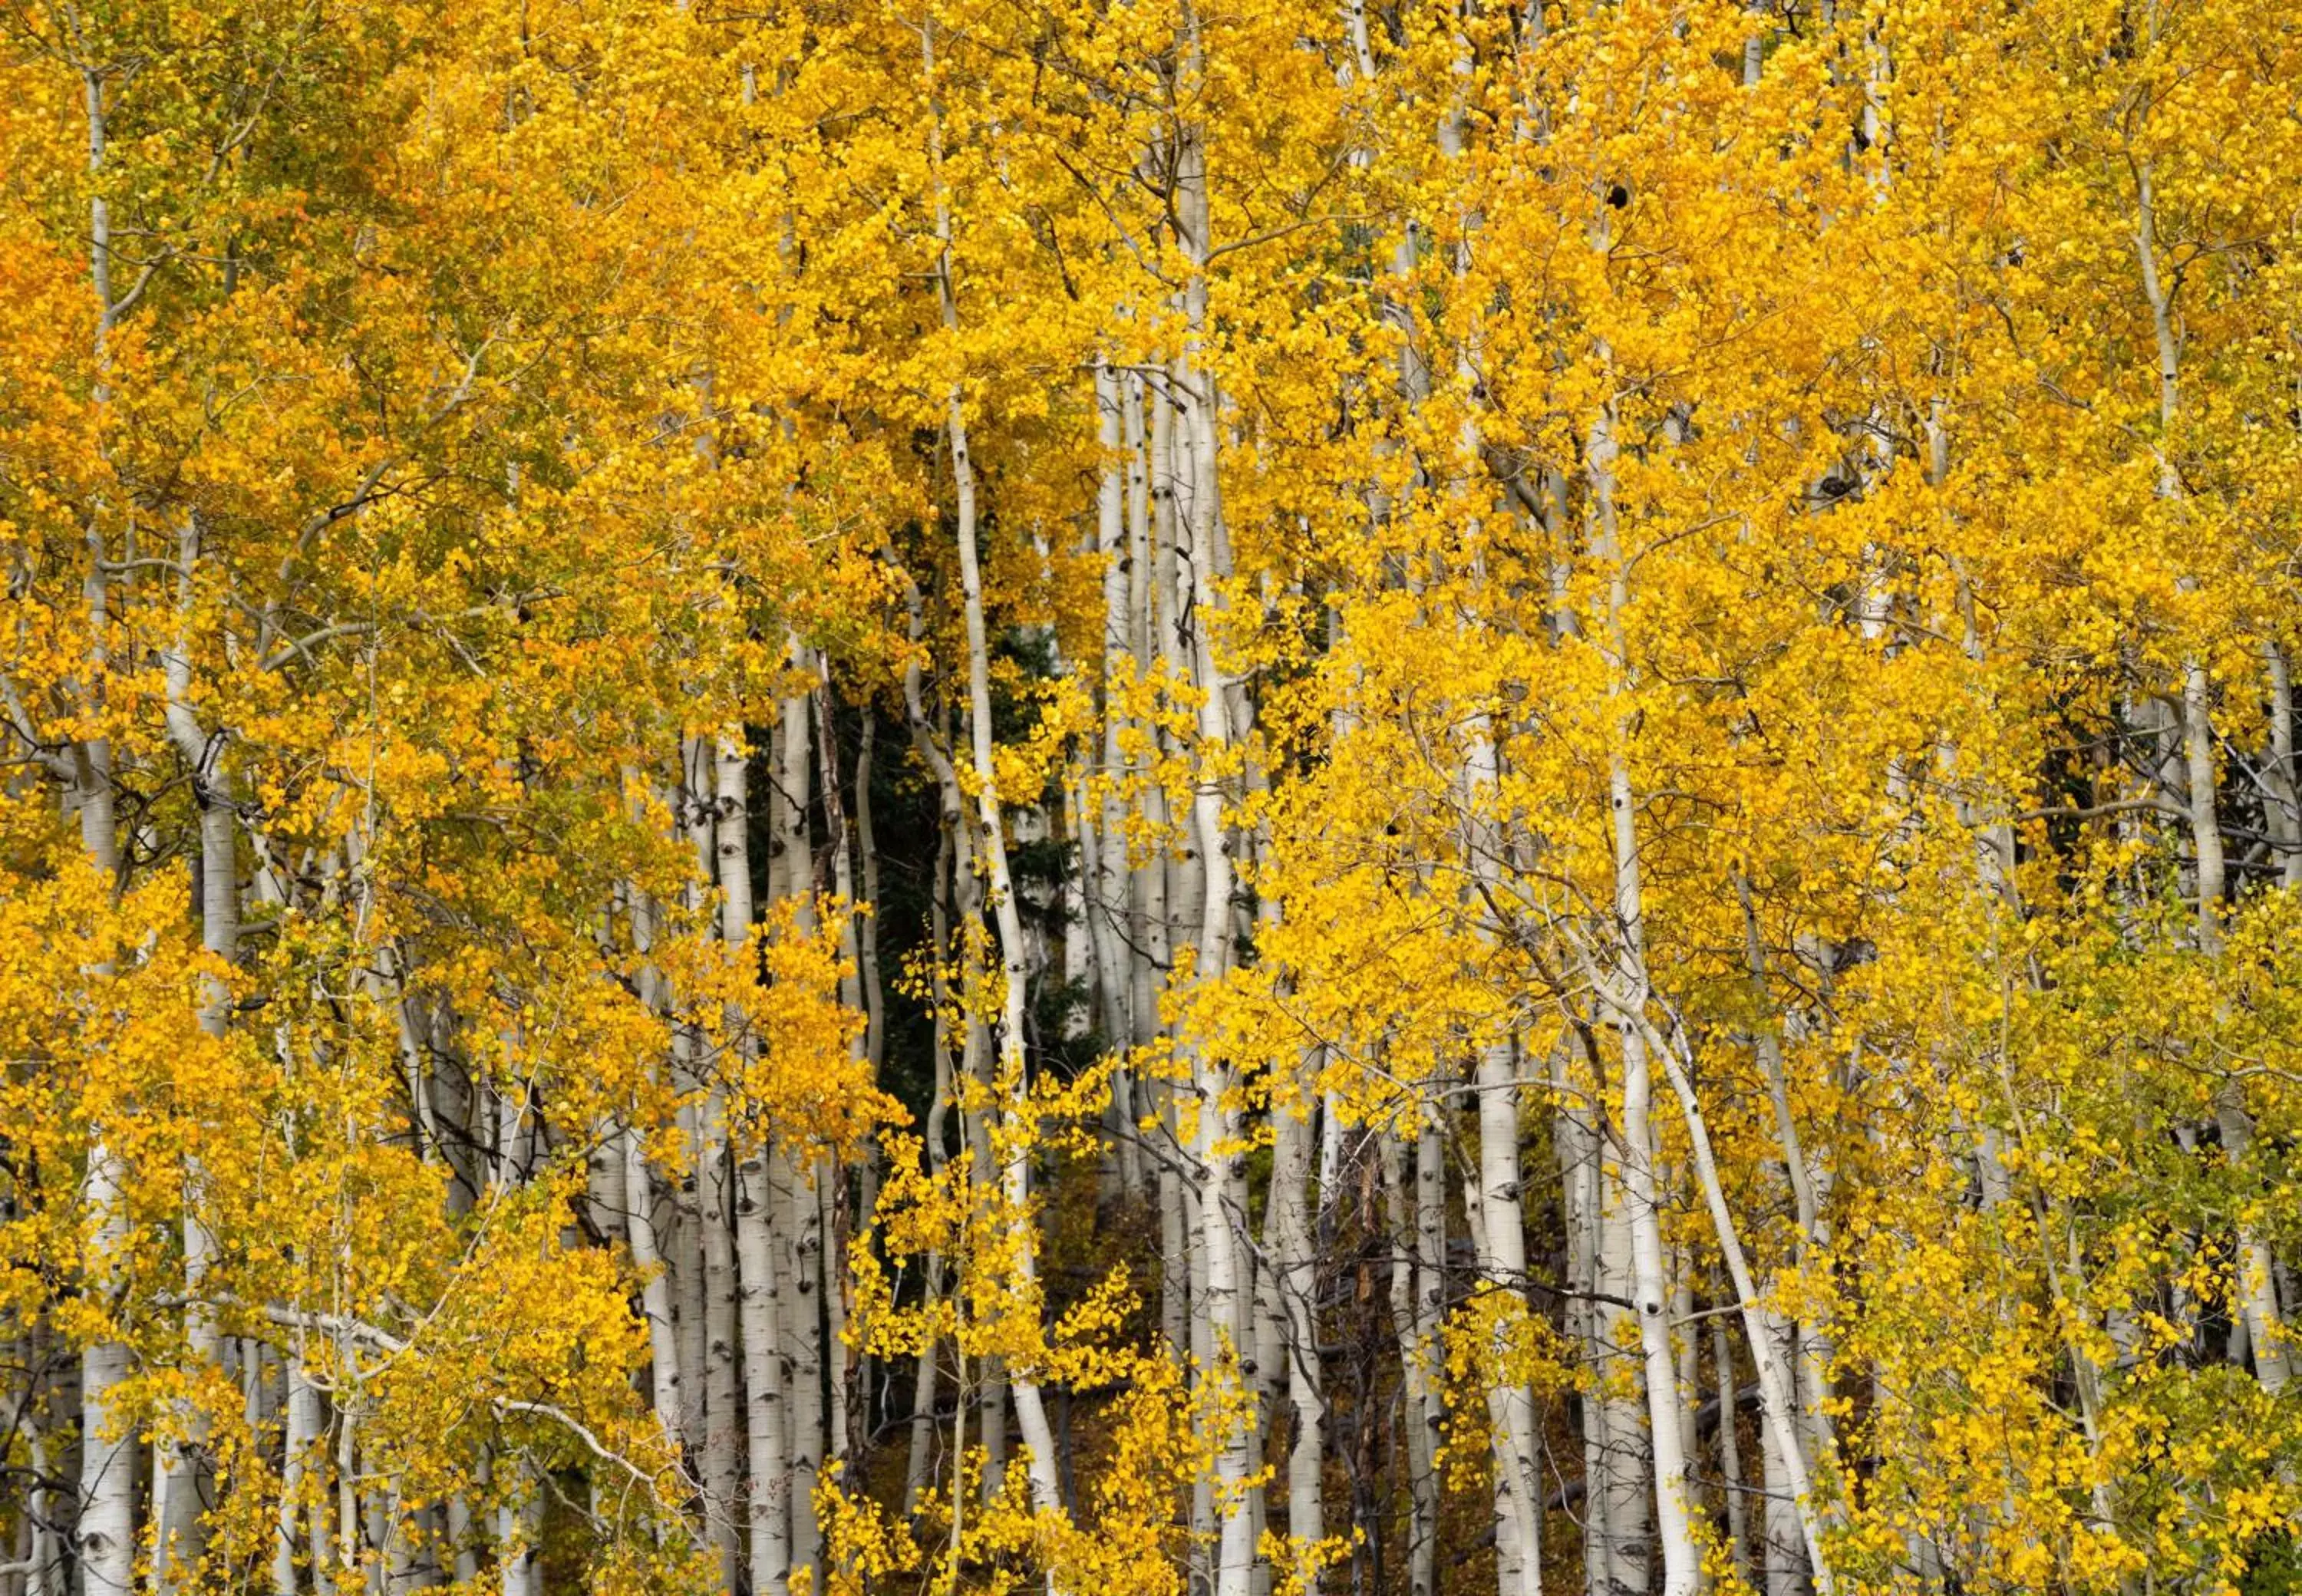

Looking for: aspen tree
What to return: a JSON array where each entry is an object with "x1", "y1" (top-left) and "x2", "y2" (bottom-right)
[
  {"x1": 2131, "y1": 117, "x2": 2292, "y2": 1393},
  {"x1": 628, "y1": 879, "x2": 685, "y2": 1439},
  {"x1": 55, "y1": 34, "x2": 136, "y2": 1594},
  {"x1": 923, "y1": 6, "x2": 1065, "y2": 1518},
  {"x1": 774, "y1": 680, "x2": 827, "y2": 1579},
  {"x1": 704, "y1": 734, "x2": 750, "y2": 1591},
  {"x1": 1582, "y1": 387, "x2": 1702, "y2": 1596}
]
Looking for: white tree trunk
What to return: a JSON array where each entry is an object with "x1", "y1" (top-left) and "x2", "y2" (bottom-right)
[
  {"x1": 1558, "y1": 1073, "x2": 1647, "y2": 1596},
  {"x1": 1380, "y1": 1134, "x2": 1439, "y2": 1596},
  {"x1": 924, "y1": 16, "x2": 1065, "y2": 1519},
  {"x1": 495, "y1": 1482, "x2": 541, "y2": 1596},
  {"x1": 772, "y1": 688, "x2": 827, "y2": 1578},
  {"x1": 1588, "y1": 391, "x2": 1701, "y2": 1596},
  {"x1": 72, "y1": 68, "x2": 139, "y2": 1596},
  {"x1": 1618, "y1": 1024, "x2": 1699, "y2": 1596},
  {"x1": 736, "y1": 1141, "x2": 790, "y2": 1596},
  {"x1": 2265, "y1": 643, "x2": 2302, "y2": 890},
  {"x1": 1713, "y1": 1309, "x2": 1752, "y2": 1592},
  {"x1": 274, "y1": 1359, "x2": 328, "y2": 1596},
  {"x1": 1459, "y1": 667, "x2": 1542, "y2": 1596},
  {"x1": 2131, "y1": 140, "x2": 2288, "y2": 1400},
  {"x1": 1266, "y1": 1071, "x2": 1325, "y2": 1568},
  {"x1": 2180, "y1": 666, "x2": 2290, "y2": 1392},
  {"x1": 719, "y1": 729, "x2": 793, "y2": 1596},
  {"x1": 78, "y1": 1137, "x2": 137, "y2": 1596},
  {"x1": 1758, "y1": 1308, "x2": 1806, "y2": 1596},
  {"x1": 1738, "y1": 883, "x2": 1842, "y2": 1479},
  {"x1": 694, "y1": 737, "x2": 749, "y2": 1586},
  {"x1": 905, "y1": 826, "x2": 958, "y2": 1517},
  {"x1": 816, "y1": 674, "x2": 864, "y2": 1473},
  {"x1": 1090, "y1": 362, "x2": 1143, "y2": 1194},
  {"x1": 623, "y1": 1103, "x2": 682, "y2": 1432},
  {"x1": 1634, "y1": 1014, "x2": 1838, "y2": 1596},
  {"x1": 1472, "y1": 1040, "x2": 1543, "y2": 1596},
  {"x1": 780, "y1": 1147, "x2": 823, "y2": 1575},
  {"x1": 672, "y1": 740, "x2": 715, "y2": 1466},
  {"x1": 153, "y1": 519, "x2": 233, "y2": 1596}
]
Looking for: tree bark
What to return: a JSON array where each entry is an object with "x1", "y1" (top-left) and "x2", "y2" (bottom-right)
[
  {"x1": 698, "y1": 744, "x2": 747, "y2": 1591},
  {"x1": 1588, "y1": 387, "x2": 1700, "y2": 1596},
  {"x1": 927, "y1": 22, "x2": 1065, "y2": 1515},
  {"x1": 1380, "y1": 1133, "x2": 1439, "y2": 1596},
  {"x1": 1267, "y1": 1063, "x2": 1326, "y2": 1571}
]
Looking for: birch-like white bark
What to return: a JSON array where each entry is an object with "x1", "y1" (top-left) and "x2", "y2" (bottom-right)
[
  {"x1": 1736, "y1": 882, "x2": 1842, "y2": 1484},
  {"x1": 905, "y1": 822, "x2": 957, "y2": 1517},
  {"x1": 698, "y1": 737, "x2": 746, "y2": 1591},
  {"x1": 1626, "y1": 1012, "x2": 1838, "y2": 1596},
  {"x1": 76, "y1": 1137, "x2": 135, "y2": 1596},
  {"x1": 1169, "y1": 39, "x2": 1263, "y2": 1580},
  {"x1": 70, "y1": 63, "x2": 137, "y2": 1596},
  {"x1": 773, "y1": 687, "x2": 826, "y2": 1578},
  {"x1": 272, "y1": 1357, "x2": 328, "y2": 1596},
  {"x1": 1713, "y1": 1307, "x2": 1752, "y2": 1591},
  {"x1": 1138, "y1": 371, "x2": 1188, "y2": 1363},
  {"x1": 1757, "y1": 1308, "x2": 1805, "y2": 1596},
  {"x1": 780, "y1": 1144, "x2": 823, "y2": 1571},
  {"x1": 154, "y1": 539, "x2": 230, "y2": 1589},
  {"x1": 1463, "y1": 699, "x2": 1542, "y2": 1596},
  {"x1": 719, "y1": 730, "x2": 793, "y2": 1596},
  {"x1": 1587, "y1": 390, "x2": 1701, "y2": 1596},
  {"x1": 672, "y1": 742, "x2": 714, "y2": 1465},
  {"x1": 1379, "y1": 1134, "x2": 1439, "y2": 1596},
  {"x1": 2264, "y1": 643, "x2": 2302, "y2": 890},
  {"x1": 1469, "y1": 1046, "x2": 1544, "y2": 1596},
  {"x1": 815, "y1": 678, "x2": 862, "y2": 1472},
  {"x1": 1091, "y1": 361, "x2": 1144, "y2": 1195},
  {"x1": 1265, "y1": 1060, "x2": 1326, "y2": 1571},
  {"x1": 735, "y1": 1138, "x2": 790, "y2": 1596},
  {"x1": 626, "y1": 882, "x2": 682, "y2": 1433},
  {"x1": 926, "y1": 18, "x2": 1064, "y2": 1515},
  {"x1": 495, "y1": 1486, "x2": 541, "y2": 1596},
  {"x1": 2134, "y1": 144, "x2": 2289, "y2": 1393}
]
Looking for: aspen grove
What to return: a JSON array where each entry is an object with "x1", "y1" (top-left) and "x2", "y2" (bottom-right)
[{"x1": 5, "y1": 0, "x2": 2302, "y2": 1592}]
